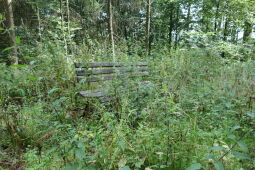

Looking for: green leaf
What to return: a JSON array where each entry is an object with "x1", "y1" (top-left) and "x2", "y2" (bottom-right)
[
  {"x1": 238, "y1": 141, "x2": 249, "y2": 153},
  {"x1": 228, "y1": 135, "x2": 236, "y2": 140},
  {"x1": 230, "y1": 126, "x2": 241, "y2": 131},
  {"x1": 206, "y1": 153, "x2": 216, "y2": 160},
  {"x1": 246, "y1": 112, "x2": 255, "y2": 118},
  {"x1": 135, "y1": 157, "x2": 145, "y2": 168},
  {"x1": 0, "y1": 27, "x2": 4, "y2": 31},
  {"x1": 46, "y1": 146, "x2": 57, "y2": 154},
  {"x1": 38, "y1": 77, "x2": 43, "y2": 81},
  {"x1": 187, "y1": 163, "x2": 202, "y2": 170},
  {"x1": 167, "y1": 99, "x2": 175, "y2": 104},
  {"x1": 213, "y1": 161, "x2": 224, "y2": 170},
  {"x1": 118, "y1": 140, "x2": 126, "y2": 151},
  {"x1": 16, "y1": 37, "x2": 21, "y2": 44},
  {"x1": 2, "y1": 46, "x2": 14, "y2": 53},
  {"x1": 23, "y1": 56, "x2": 31, "y2": 59},
  {"x1": 120, "y1": 166, "x2": 131, "y2": 170},
  {"x1": 75, "y1": 148, "x2": 85, "y2": 160},
  {"x1": 0, "y1": 14, "x2": 3, "y2": 20},
  {"x1": 210, "y1": 146, "x2": 225, "y2": 151},
  {"x1": 232, "y1": 152, "x2": 251, "y2": 160},
  {"x1": 64, "y1": 163, "x2": 79, "y2": 170},
  {"x1": 48, "y1": 87, "x2": 60, "y2": 94},
  {"x1": 9, "y1": 64, "x2": 28, "y2": 68},
  {"x1": 27, "y1": 76, "x2": 39, "y2": 81}
]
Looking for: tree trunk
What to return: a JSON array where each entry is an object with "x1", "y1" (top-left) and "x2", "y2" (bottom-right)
[
  {"x1": 223, "y1": 17, "x2": 229, "y2": 41},
  {"x1": 5, "y1": 0, "x2": 18, "y2": 64},
  {"x1": 174, "y1": 4, "x2": 180, "y2": 50},
  {"x1": 243, "y1": 21, "x2": 252, "y2": 43},
  {"x1": 214, "y1": 0, "x2": 220, "y2": 33},
  {"x1": 201, "y1": 0, "x2": 206, "y2": 32},
  {"x1": 145, "y1": 0, "x2": 151, "y2": 56},
  {"x1": 169, "y1": 4, "x2": 174, "y2": 49},
  {"x1": 186, "y1": 2, "x2": 191, "y2": 31},
  {"x1": 36, "y1": 5, "x2": 41, "y2": 42},
  {"x1": 231, "y1": 24, "x2": 238, "y2": 44},
  {"x1": 66, "y1": 0, "x2": 70, "y2": 37},
  {"x1": 108, "y1": 0, "x2": 115, "y2": 58},
  {"x1": 221, "y1": 18, "x2": 229, "y2": 58},
  {"x1": 66, "y1": 0, "x2": 73, "y2": 56},
  {"x1": 60, "y1": 0, "x2": 68, "y2": 56}
]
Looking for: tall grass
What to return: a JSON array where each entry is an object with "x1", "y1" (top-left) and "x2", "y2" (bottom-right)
[{"x1": 0, "y1": 47, "x2": 254, "y2": 169}]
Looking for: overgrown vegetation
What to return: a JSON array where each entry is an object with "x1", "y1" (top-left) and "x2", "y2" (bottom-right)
[{"x1": 0, "y1": 0, "x2": 255, "y2": 169}]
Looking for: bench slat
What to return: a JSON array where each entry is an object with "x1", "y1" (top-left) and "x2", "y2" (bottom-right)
[
  {"x1": 79, "y1": 88, "x2": 110, "y2": 97},
  {"x1": 75, "y1": 62, "x2": 148, "y2": 68},
  {"x1": 77, "y1": 72, "x2": 149, "y2": 82},
  {"x1": 100, "y1": 96, "x2": 114, "y2": 103},
  {"x1": 76, "y1": 67, "x2": 148, "y2": 76}
]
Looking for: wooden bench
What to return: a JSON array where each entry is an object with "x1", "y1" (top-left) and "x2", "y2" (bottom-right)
[{"x1": 74, "y1": 62, "x2": 149, "y2": 103}]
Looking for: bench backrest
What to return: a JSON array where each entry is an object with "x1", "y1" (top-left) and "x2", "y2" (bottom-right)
[{"x1": 74, "y1": 62, "x2": 149, "y2": 83}]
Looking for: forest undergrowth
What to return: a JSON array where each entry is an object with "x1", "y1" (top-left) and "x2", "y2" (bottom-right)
[{"x1": 0, "y1": 47, "x2": 255, "y2": 170}]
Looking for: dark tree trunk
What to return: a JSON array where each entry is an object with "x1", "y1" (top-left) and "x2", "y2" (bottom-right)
[
  {"x1": 214, "y1": 0, "x2": 220, "y2": 33},
  {"x1": 223, "y1": 18, "x2": 229, "y2": 41},
  {"x1": 174, "y1": 4, "x2": 180, "y2": 50},
  {"x1": 243, "y1": 21, "x2": 252, "y2": 43},
  {"x1": 221, "y1": 18, "x2": 229, "y2": 58},
  {"x1": 186, "y1": 2, "x2": 191, "y2": 31},
  {"x1": 145, "y1": 0, "x2": 151, "y2": 56},
  {"x1": 201, "y1": 0, "x2": 207, "y2": 32}
]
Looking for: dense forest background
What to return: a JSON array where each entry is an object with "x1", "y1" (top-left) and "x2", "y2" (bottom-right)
[
  {"x1": 0, "y1": 0, "x2": 255, "y2": 169},
  {"x1": 1, "y1": 0, "x2": 255, "y2": 63}
]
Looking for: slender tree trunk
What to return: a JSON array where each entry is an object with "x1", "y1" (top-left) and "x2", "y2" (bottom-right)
[
  {"x1": 66, "y1": 0, "x2": 70, "y2": 37},
  {"x1": 174, "y1": 4, "x2": 180, "y2": 50},
  {"x1": 169, "y1": 4, "x2": 174, "y2": 49},
  {"x1": 6, "y1": 0, "x2": 18, "y2": 64},
  {"x1": 36, "y1": 5, "x2": 41, "y2": 41},
  {"x1": 66, "y1": 0, "x2": 73, "y2": 56},
  {"x1": 232, "y1": 25, "x2": 239, "y2": 44},
  {"x1": 223, "y1": 17, "x2": 229, "y2": 41},
  {"x1": 221, "y1": 17, "x2": 229, "y2": 58},
  {"x1": 214, "y1": 0, "x2": 220, "y2": 33},
  {"x1": 108, "y1": 0, "x2": 115, "y2": 58},
  {"x1": 201, "y1": 0, "x2": 206, "y2": 32},
  {"x1": 186, "y1": 2, "x2": 191, "y2": 31},
  {"x1": 236, "y1": 30, "x2": 239, "y2": 42},
  {"x1": 145, "y1": 0, "x2": 151, "y2": 56},
  {"x1": 124, "y1": 25, "x2": 132, "y2": 55},
  {"x1": 60, "y1": 0, "x2": 68, "y2": 56},
  {"x1": 243, "y1": 21, "x2": 252, "y2": 43}
]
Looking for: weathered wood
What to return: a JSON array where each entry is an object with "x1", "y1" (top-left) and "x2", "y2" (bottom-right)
[
  {"x1": 75, "y1": 62, "x2": 150, "y2": 103},
  {"x1": 76, "y1": 67, "x2": 148, "y2": 76},
  {"x1": 100, "y1": 96, "x2": 114, "y2": 103},
  {"x1": 79, "y1": 88, "x2": 110, "y2": 97},
  {"x1": 77, "y1": 72, "x2": 149, "y2": 82},
  {"x1": 74, "y1": 62, "x2": 148, "y2": 68}
]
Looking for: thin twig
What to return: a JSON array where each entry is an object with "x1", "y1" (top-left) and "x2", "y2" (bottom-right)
[{"x1": 218, "y1": 129, "x2": 252, "y2": 161}]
